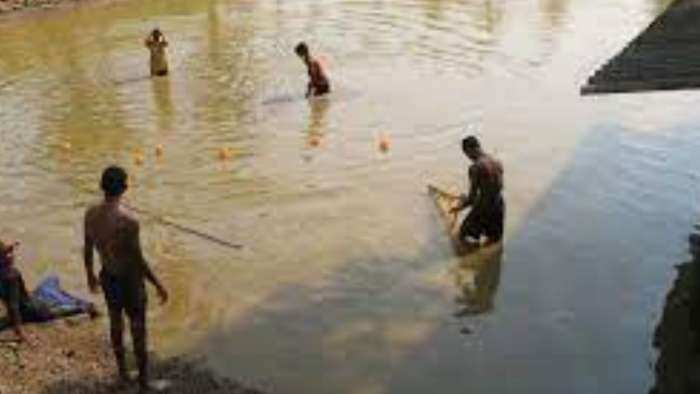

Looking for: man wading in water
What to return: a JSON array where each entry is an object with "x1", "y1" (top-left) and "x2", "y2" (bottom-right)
[
  {"x1": 295, "y1": 42, "x2": 331, "y2": 98},
  {"x1": 84, "y1": 166, "x2": 168, "y2": 391},
  {"x1": 145, "y1": 28, "x2": 169, "y2": 77},
  {"x1": 450, "y1": 136, "x2": 505, "y2": 247}
]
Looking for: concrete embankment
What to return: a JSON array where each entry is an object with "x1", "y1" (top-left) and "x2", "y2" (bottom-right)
[{"x1": 582, "y1": 0, "x2": 700, "y2": 94}]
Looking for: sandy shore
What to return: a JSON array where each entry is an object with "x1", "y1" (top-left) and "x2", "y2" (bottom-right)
[{"x1": 0, "y1": 315, "x2": 263, "y2": 394}]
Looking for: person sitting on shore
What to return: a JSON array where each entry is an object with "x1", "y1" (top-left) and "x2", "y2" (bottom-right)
[
  {"x1": 84, "y1": 166, "x2": 168, "y2": 391},
  {"x1": 0, "y1": 240, "x2": 31, "y2": 343},
  {"x1": 295, "y1": 42, "x2": 331, "y2": 98},
  {"x1": 450, "y1": 136, "x2": 505, "y2": 247},
  {"x1": 0, "y1": 241, "x2": 97, "y2": 344},
  {"x1": 144, "y1": 28, "x2": 169, "y2": 77}
]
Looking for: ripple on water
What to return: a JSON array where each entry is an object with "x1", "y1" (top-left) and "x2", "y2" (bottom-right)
[{"x1": 0, "y1": 0, "x2": 688, "y2": 393}]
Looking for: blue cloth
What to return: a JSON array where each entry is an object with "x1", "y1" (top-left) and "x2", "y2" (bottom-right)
[
  {"x1": 31, "y1": 276, "x2": 92, "y2": 317},
  {"x1": 0, "y1": 275, "x2": 92, "y2": 331}
]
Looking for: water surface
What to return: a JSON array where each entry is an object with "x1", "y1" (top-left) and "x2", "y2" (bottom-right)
[{"x1": 1, "y1": 0, "x2": 698, "y2": 393}]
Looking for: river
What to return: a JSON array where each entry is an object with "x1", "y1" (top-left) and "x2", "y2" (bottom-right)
[{"x1": 1, "y1": 0, "x2": 697, "y2": 393}]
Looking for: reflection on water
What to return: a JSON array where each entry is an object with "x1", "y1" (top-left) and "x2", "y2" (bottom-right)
[
  {"x1": 452, "y1": 245, "x2": 503, "y2": 318},
  {"x1": 1, "y1": 0, "x2": 699, "y2": 393},
  {"x1": 151, "y1": 77, "x2": 174, "y2": 134},
  {"x1": 539, "y1": 0, "x2": 570, "y2": 31},
  {"x1": 304, "y1": 98, "x2": 330, "y2": 150}
]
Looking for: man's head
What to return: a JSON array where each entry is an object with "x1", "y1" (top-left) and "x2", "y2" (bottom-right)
[
  {"x1": 151, "y1": 28, "x2": 163, "y2": 41},
  {"x1": 462, "y1": 135, "x2": 482, "y2": 161},
  {"x1": 101, "y1": 166, "x2": 128, "y2": 199},
  {"x1": 295, "y1": 42, "x2": 310, "y2": 59},
  {"x1": 0, "y1": 240, "x2": 18, "y2": 266}
]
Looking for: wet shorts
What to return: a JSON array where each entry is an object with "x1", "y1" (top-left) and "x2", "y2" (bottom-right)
[
  {"x1": 459, "y1": 196, "x2": 505, "y2": 243},
  {"x1": 314, "y1": 84, "x2": 330, "y2": 96},
  {"x1": 100, "y1": 270, "x2": 147, "y2": 318}
]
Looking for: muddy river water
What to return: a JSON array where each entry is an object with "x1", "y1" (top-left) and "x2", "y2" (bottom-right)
[{"x1": 1, "y1": 0, "x2": 699, "y2": 393}]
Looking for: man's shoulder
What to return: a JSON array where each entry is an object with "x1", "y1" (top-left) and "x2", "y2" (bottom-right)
[
  {"x1": 481, "y1": 154, "x2": 502, "y2": 167},
  {"x1": 119, "y1": 208, "x2": 140, "y2": 229},
  {"x1": 85, "y1": 203, "x2": 100, "y2": 219},
  {"x1": 487, "y1": 154, "x2": 504, "y2": 172}
]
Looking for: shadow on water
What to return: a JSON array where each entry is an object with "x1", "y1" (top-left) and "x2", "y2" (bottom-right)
[
  {"x1": 2, "y1": 0, "x2": 699, "y2": 393},
  {"x1": 30, "y1": 123, "x2": 697, "y2": 394},
  {"x1": 169, "y1": 124, "x2": 698, "y2": 394}
]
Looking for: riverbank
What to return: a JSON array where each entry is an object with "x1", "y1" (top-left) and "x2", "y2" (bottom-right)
[
  {"x1": 0, "y1": 317, "x2": 262, "y2": 394},
  {"x1": 650, "y1": 226, "x2": 700, "y2": 393}
]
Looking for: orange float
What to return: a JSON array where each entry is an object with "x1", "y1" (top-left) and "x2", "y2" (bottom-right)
[
  {"x1": 378, "y1": 135, "x2": 390, "y2": 153},
  {"x1": 218, "y1": 147, "x2": 233, "y2": 161},
  {"x1": 155, "y1": 144, "x2": 164, "y2": 157}
]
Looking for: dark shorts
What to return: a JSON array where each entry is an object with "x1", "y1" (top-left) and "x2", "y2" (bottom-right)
[
  {"x1": 460, "y1": 196, "x2": 505, "y2": 242},
  {"x1": 314, "y1": 84, "x2": 330, "y2": 96},
  {"x1": 100, "y1": 270, "x2": 147, "y2": 319},
  {"x1": 152, "y1": 69, "x2": 168, "y2": 77}
]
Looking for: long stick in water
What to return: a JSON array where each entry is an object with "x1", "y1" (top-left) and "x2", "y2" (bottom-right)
[{"x1": 124, "y1": 203, "x2": 243, "y2": 250}]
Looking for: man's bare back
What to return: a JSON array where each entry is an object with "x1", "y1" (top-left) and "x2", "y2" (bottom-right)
[
  {"x1": 469, "y1": 154, "x2": 504, "y2": 206},
  {"x1": 85, "y1": 203, "x2": 143, "y2": 277},
  {"x1": 451, "y1": 136, "x2": 506, "y2": 245}
]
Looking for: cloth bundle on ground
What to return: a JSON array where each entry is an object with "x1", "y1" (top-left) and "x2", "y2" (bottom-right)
[{"x1": 0, "y1": 275, "x2": 94, "y2": 331}]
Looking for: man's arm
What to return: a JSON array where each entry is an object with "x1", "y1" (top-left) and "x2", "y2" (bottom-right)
[
  {"x1": 83, "y1": 211, "x2": 99, "y2": 293},
  {"x1": 4, "y1": 277, "x2": 27, "y2": 343},
  {"x1": 451, "y1": 166, "x2": 480, "y2": 213},
  {"x1": 305, "y1": 81, "x2": 313, "y2": 98},
  {"x1": 306, "y1": 61, "x2": 318, "y2": 97},
  {"x1": 128, "y1": 221, "x2": 168, "y2": 304},
  {"x1": 463, "y1": 165, "x2": 480, "y2": 207}
]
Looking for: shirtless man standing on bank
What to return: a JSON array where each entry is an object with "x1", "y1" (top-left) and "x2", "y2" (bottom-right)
[{"x1": 84, "y1": 166, "x2": 168, "y2": 391}]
